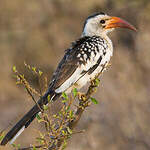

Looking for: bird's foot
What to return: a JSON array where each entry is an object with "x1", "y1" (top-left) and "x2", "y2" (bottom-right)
[
  {"x1": 77, "y1": 92, "x2": 86, "y2": 100},
  {"x1": 77, "y1": 92, "x2": 91, "y2": 109}
]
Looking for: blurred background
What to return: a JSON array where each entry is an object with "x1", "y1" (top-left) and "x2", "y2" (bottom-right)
[{"x1": 0, "y1": 0, "x2": 150, "y2": 149}]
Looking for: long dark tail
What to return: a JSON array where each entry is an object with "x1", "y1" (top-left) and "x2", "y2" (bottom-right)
[{"x1": 1, "y1": 90, "x2": 61, "y2": 146}]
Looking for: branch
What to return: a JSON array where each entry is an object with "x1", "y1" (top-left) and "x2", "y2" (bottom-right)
[{"x1": 12, "y1": 64, "x2": 110, "y2": 150}]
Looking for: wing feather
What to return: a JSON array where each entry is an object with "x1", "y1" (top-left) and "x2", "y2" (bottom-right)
[
  {"x1": 48, "y1": 36, "x2": 89, "y2": 92},
  {"x1": 48, "y1": 36, "x2": 108, "y2": 93}
]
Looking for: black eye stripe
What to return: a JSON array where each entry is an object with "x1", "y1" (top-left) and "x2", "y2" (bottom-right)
[{"x1": 100, "y1": 20, "x2": 105, "y2": 24}]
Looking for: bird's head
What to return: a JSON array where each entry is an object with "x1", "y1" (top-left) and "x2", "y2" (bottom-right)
[{"x1": 82, "y1": 12, "x2": 137, "y2": 37}]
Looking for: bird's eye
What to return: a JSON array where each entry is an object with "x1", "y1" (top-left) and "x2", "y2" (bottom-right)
[{"x1": 100, "y1": 20, "x2": 105, "y2": 24}]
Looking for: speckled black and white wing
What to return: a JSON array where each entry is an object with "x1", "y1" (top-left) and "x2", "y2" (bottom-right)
[{"x1": 49, "y1": 36, "x2": 113, "y2": 94}]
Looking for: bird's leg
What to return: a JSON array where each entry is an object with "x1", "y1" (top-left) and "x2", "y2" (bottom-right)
[
  {"x1": 77, "y1": 92, "x2": 91, "y2": 109},
  {"x1": 106, "y1": 62, "x2": 111, "y2": 67},
  {"x1": 105, "y1": 62, "x2": 111, "y2": 71}
]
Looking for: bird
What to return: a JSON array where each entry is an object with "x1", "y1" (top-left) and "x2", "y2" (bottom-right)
[{"x1": 1, "y1": 12, "x2": 136, "y2": 146}]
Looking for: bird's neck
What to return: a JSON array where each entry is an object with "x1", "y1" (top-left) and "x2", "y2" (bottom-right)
[
  {"x1": 81, "y1": 32, "x2": 113, "y2": 54},
  {"x1": 102, "y1": 34, "x2": 113, "y2": 54}
]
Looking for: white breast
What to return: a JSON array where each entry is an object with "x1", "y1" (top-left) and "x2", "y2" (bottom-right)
[{"x1": 76, "y1": 48, "x2": 112, "y2": 89}]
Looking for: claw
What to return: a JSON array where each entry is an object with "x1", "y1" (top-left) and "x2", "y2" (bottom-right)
[{"x1": 77, "y1": 92, "x2": 86, "y2": 100}]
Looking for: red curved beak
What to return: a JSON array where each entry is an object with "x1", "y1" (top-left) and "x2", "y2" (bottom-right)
[{"x1": 105, "y1": 17, "x2": 137, "y2": 31}]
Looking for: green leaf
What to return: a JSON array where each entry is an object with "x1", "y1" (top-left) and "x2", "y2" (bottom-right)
[
  {"x1": 12, "y1": 66, "x2": 17, "y2": 72},
  {"x1": 17, "y1": 144, "x2": 21, "y2": 148},
  {"x1": 0, "y1": 135, "x2": 4, "y2": 141},
  {"x1": 69, "y1": 110, "x2": 74, "y2": 118},
  {"x1": 39, "y1": 70, "x2": 43, "y2": 76},
  {"x1": 62, "y1": 92, "x2": 68, "y2": 103},
  {"x1": 67, "y1": 127, "x2": 72, "y2": 134},
  {"x1": 62, "y1": 99, "x2": 67, "y2": 103},
  {"x1": 62, "y1": 139, "x2": 67, "y2": 150},
  {"x1": 90, "y1": 97, "x2": 98, "y2": 104},
  {"x1": 33, "y1": 145, "x2": 37, "y2": 150},
  {"x1": 65, "y1": 106, "x2": 70, "y2": 112},
  {"x1": 58, "y1": 111, "x2": 62, "y2": 115},
  {"x1": 73, "y1": 88, "x2": 77, "y2": 97},
  {"x1": 47, "y1": 94, "x2": 51, "y2": 103},
  {"x1": 32, "y1": 67, "x2": 37, "y2": 73},
  {"x1": 36, "y1": 114, "x2": 41, "y2": 120},
  {"x1": 95, "y1": 78, "x2": 100, "y2": 86},
  {"x1": 36, "y1": 137, "x2": 44, "y2": 144},
  {"x1": 62, "y1": 92, "x2": 68, "y2": 100},
  {"x1": 11, "y1": 143, "x2": 16, "y2": 147},
  {"x1": 62, "y1": 130, "x2": 65, "y2": 135},
  {"x1": 43, "y1": 105, "x2": 48, "y2": 110},
  {"x1": 53, "y1": 114, "x2": 57, "y2": 118}
]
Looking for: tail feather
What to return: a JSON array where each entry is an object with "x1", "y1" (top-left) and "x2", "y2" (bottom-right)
[
  {"x1": 9, "y1": 126, "x2": 25, "y2": 145},
  {"x1": 1, "y1": 91, "x2": 61, "y2": 146}
]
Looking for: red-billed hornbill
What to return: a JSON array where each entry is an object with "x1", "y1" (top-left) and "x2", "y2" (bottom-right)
[{"x1": 1, "y1": 12, "x2": 136, "y2": 145}]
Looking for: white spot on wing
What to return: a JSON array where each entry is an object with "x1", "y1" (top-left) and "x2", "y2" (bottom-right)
[
  {"x1": 91, "y1": 51, "x2": 95, "y2": 61},
  {"x1": 83, "y1": 54, "x2": 87, "y2": 60},
  {"x1": 80, "y1": 57, "x2": 83, "y2": 61},
  {"x1": 77, "y1": 54, "x2": 81, "y2": 58}
]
